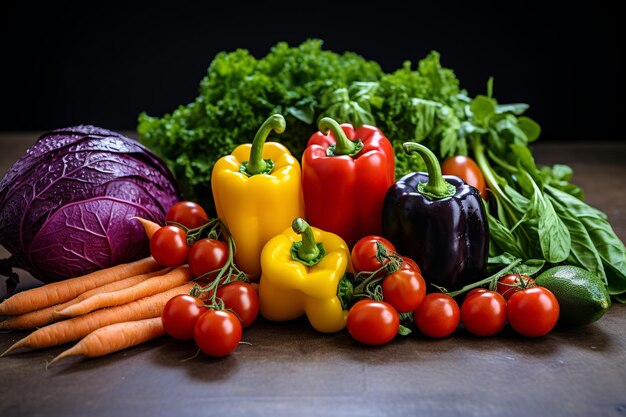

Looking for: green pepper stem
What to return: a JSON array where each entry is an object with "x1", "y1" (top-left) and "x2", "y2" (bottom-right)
[
  {"x1": 403, "y1": 142, "x2": 456, "y2": 199},
  {"x1": 245, "y1": 114, "x2": 286, "y2": 175},
  {"x1": 292, "y1": 218, "x2": 320, "y2": 262},
  {"x1": 318, "y1": 117, "x2": 360, "y2": 156}
]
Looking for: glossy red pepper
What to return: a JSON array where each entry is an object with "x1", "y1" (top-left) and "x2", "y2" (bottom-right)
[{"x1": 302, "y1": 118, "x2": 395, "y2": 248}]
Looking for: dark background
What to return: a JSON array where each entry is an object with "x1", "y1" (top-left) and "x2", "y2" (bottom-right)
[{"x1": 1, "y1": 1, "x2": 624, "y2": 141}]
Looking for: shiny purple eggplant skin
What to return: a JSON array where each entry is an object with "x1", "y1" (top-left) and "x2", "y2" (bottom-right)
[{"x1": 382, "y1": 172, "x2": 489, "y2": 291}]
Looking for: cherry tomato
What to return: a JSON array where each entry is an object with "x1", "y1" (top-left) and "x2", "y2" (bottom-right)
[
  {"x1": 351, "y1": 235, "x2": 397, "y2": 274},
  {"x1": 507, "y1": 286, "x2": 559, "y2": 337},
  {"x1": 194, "y1": 309, "x2": 242, "y2": 357},
  {"x1": 465, "y1": 287, "x2": 489, "y2": 301},
  {"x1": 161, "y1": 295, "x2": 207, "y2": 340},
  {"x1": 217, "y1": 282, "x2": 259, "y2": 328},
  {"x1": 497, "y1": 273, "x2": 536, "y2": 301},
  {"x1": 166, "y1": 201, "x2": 208, "y2": 229},
  {"x1": 188, "y1": 238, "x2": 229, "y2": 280},
  {"x1": 346, "y1": 300, "x2": 399, "y2": 346},
  {"x1": 400, "y1": 256, "x2": 421, "y2": 273},
  {"x1": 150, "y1": 225, "x2": 189, "y2": 266},
  {"x1": 413, "y1": 293, "x2": 460, "y2": 338},
  {"x1": 461, "y1": 290, "x2": 507, "y2": 336},
  {"x1": 382, "y1": 269, "x2": 426, "y2": 313},
  {"x1": 441, "y1": 155, "x2": 487, "y2": 199}
]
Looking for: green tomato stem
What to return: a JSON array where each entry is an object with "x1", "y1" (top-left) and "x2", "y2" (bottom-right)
[{"x1": 434, "y1": 258, "x2": 522, "y2": 298}]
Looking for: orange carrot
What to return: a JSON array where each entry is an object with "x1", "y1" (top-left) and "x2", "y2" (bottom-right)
[
  {"x1": 133, "y1": 217, "x2": 161, "y2": 239},
  {"x1": 0, "y1": 268, "x2": 169, "y2": 331},
  {"x1": 1, "y1": 282, "x2": 193, "y2": 355},
  {"x1": 48, "y1": 318, "x2": 165, "y2": 365},
  {"x1": 0, "y1": 257, "x2": 162, "y2": 316},
  {"x1": 57, "y1": 266, "x2": 192, "y2": 317}
]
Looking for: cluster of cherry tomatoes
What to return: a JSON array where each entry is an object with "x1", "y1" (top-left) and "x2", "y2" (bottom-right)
[
  {"x1": 346, "y1": 235, "x2": 427, "y2": 345},
  {"x1": 462, "y1": 274, "x2": 559, "y2": 337},
  {"x1": 345, "y1": 237, "x2": 560, "y2": 345},
  {"x1": 150, "y1": 201, "x2": 259, "y2": 357}
]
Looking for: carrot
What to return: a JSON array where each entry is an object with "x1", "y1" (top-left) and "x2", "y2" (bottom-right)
[
  {"x1": 133, "y1": 217, "x2": 161, "y2": 239},
  {"x1": 48, "y1": 318, "x2": 165, "y2": 365},
  {"x1": 0, "y1": 257, "x2": 162, "y2": 316},
  {"x1": 1, "y1": 282, "x2": 193, "y2": 355},
  {"x1": 56, "y1": 266, "x2": 192, "y2": 318},
  {"x1": 0, "y1": 268, "x2": 169, "y2": 330}
]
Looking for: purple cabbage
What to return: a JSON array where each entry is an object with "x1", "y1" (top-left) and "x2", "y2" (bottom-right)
[{"x1": 0, "y1": 125, "x2": 179, "y2": 282}]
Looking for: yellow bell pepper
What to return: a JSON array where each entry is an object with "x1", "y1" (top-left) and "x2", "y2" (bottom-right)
[
  {"x1": 259, "y1": 218, "x2": 352, "y2": 333},
  {"x1": 211, "y1": 114, "x2": 305, "y2": 280}
]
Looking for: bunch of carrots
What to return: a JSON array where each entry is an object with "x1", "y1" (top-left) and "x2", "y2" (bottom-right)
[
  {"x1": 0, "y1": 256, "x2": 194, "y2": 364},
  {"x1": 0, "y1": 215, "x2": 208, "y2": 365}
]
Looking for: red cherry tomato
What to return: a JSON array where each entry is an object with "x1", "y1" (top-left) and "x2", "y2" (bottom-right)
[
  {"x1": 166, "y1": 201, "x2": 209, "y2": 229},
  {"x1": 497, "y1": 274, "x2": 536, "y2": 301},
  {"x1": 441, "y1": 155, "x2": 487, "y2": 199},
  {"x1": 188, "y1": 238, "x2": 229, "y2": 280},
  {"x1": 461, "y1": 290, "x2": 507, "y2": 336},
  {"x1": 161, "y1": 295, "x2": 207, "y2": 340},
  {"x1": 465, "y1": 287, "x2": 489, "y2": 301},
  {"x1": 413, "y1": 293, "x2": 460, "y2": 338},
  {"x1": 507, "y1": 286, "x2": 559, "y2": 337},
  {"x1": 351, "y1": 235, "x2": 397, "y2": 274},
  {"x1": 400, "y1": 256, "x2": 421, "y2": 273},
  {"x1": 217, "y1": 282, "x2": 260, "y2": 328},
  {"x1": 150, "y1": 225, "x2": 189, "y2": 266},
  {"x1": 346, "y1": 300, "x2": 399, "y2": 346},
  {"x1": 382, "y1": 269, "x2": 426, "y2": 313},
  {"x1": 194, "y1": 309, "x2": 242, "y2": 357}
]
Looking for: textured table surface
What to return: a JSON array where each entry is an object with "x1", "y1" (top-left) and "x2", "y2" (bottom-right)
[{"x1": 1, "y1": 133, "x2": 625, "y2": 417}]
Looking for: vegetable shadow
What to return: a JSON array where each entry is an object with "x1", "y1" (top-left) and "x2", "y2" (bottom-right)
[
  {"x1": 148, "y1": 338, "x2": 239, "y2": 382},
  {"x1": 45, "y1": 338, "x2": 169, "y2": 375},
  {"x1": 551, "y1": 322, "x2": 613, "y2": 353}
]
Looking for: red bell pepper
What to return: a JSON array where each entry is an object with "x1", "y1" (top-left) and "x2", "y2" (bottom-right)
[{"x1": 302, "y1": 117, "x2": 395, "y2": 248}]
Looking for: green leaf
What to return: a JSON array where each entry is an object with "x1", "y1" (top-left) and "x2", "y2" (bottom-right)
[
  {"x1": 486, "y1": 212, "x2": 525, "y2": 258},
  {"x1": 546, "y1": 185, "x2": 626, "y2": 293},
  {"x1": 550, "y1": 164, "x2": 574, "y2": 181},
  {"x1": 517, "y1": 116, "x2": 541, "y2": 142},
  {"x1": 548, "y1": 195, "x2": 605, "y2": 282},
  {"x1": 614, "y1": 293, "x2": 626, "y2": 303},
  {"x1": 410, "y1": 98, "x2": 440, "y2": 141},
  {"x1": 287, "y1": 104, "x2": 315, "y2": 125},
  {"x1": 510, "y1": 144, "x2": 538, "y2": 173},
  {"x1": 495, "y1": 115, "x2": 529, "y2": 146},
  {"x1": 470, "y1": 95, "x2": 497, "y2": 125},
  {"x1": 488, "y1": 253, "x2": 545, "y2": 276},
  {"x1": 397, "y1": 324, "x2": 412, "y2": 336},
  {"x1": 495, "y1": 103, "x2": 529, "y2": 115},
  {"x1": 503, "y1": 185, "x2": 530, "y2": 212},
  {"x1": 538, "y1": 190, "x2": 571, "y2": 263}
]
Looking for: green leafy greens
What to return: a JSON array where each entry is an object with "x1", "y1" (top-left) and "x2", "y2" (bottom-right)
[{"x1": 138, "y1": 39, "x2": 626, "y2": 300}]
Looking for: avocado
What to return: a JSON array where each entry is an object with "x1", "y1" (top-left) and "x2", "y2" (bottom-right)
[{"x1": 535, "y1": 265, "x2": 611, "y2": 327}]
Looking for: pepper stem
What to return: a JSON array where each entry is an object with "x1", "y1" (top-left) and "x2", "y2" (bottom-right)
[
  {"x1": 291, "y1": 218, "x2": 326, "y2": 266},
  {"x1": 318, "y1": 117, "x2": 363, "y2": 156},
  {"x1": 244, "y1": 114, "x2": 286, "y2": 175},
  {"x1": 403, "y1": 142, "x2": 456, "y2": 199}
]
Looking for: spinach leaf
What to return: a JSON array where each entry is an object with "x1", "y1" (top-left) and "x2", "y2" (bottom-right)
[
  {"x1": 548, "y1": 194, "x2": 605, "y2": 282},
  {"x1": 538, "y1": 194, "x2": 571, "y2": 263},
  {"x1": 546, "y1": 185, "x2": 626, "y2": 294}
]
